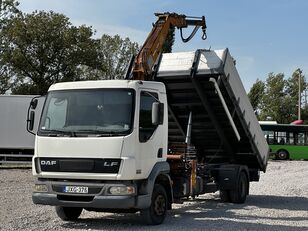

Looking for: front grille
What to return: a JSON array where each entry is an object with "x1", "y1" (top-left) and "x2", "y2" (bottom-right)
[{"x1": 37, "y1": 157, "x2": 121, "y2": 173}]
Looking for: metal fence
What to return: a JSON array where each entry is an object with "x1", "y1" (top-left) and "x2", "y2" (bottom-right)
[{"x1": 0, "y1": 151, "x2": 33, "y2": 166}]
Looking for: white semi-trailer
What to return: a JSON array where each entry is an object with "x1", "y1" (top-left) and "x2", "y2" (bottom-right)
[
  {"x1": 0, "y1": 95, "x2": 43, "y2": 164},
  {"x1": 30, "y1": 48, "x2": 269, "y2": 224}
]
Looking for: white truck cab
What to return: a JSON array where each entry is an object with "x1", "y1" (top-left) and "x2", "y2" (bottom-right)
[
  {"x1": 32, "y1": 80, "x2": 172, "y2": 224},
  {"x1": 33, "y1": 80, "x2": 168, "y2": 180}
]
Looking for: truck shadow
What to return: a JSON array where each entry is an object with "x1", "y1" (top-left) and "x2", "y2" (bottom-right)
[{"x1": 61, "y1": 194, "x2": 308, "y2": 230}]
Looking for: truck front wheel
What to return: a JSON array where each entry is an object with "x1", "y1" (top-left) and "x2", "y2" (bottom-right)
[
  {"x1": 55, "y1": 206, "x2": 83, "y2": 221},
  {"x1": 141, "y1": 184, "x2": 168, "y2": 225}
]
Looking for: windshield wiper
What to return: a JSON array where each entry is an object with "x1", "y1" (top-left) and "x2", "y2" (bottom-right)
[
  {"x1": 77, "y1": 129, "x2": 128, "y2": 137},
  {"x1": 41, "y1": 129, "x2": 128, "y2": 137},
  {"x1": 42, "y1": 129, "x2": 78, "y2": 137}
]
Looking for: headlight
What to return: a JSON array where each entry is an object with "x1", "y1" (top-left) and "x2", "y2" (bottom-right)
[
  {"x1": 33, "y1": 184, "x2": 48, "y2": 192},
  {"x1": 108, "y1": 186, "x2": 135, "y2": 195}
]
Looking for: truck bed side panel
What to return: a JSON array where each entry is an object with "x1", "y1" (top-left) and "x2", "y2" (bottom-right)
[{"x1": 156, "y1": 49, "x2": 269, "y2": 171}]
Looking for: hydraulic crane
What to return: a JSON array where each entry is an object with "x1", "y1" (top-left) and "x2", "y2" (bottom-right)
[
  {"x1": 130, "y1": 12, "x2": 207, "y2": 80},
  {"x1": 128, "y1": 12, "x2": 207, "y2": 201}
]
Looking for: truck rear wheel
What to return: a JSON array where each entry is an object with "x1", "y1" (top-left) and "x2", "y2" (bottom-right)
[
  {"x1": 229, "y1": 172, "x2": 249, "y2": 204},
  {"x1": 219, "y1": 190, "x2": 231, "y2": 202},
  {"x1": 141, "y1": 184, "x2": 167, "y2": 225},
  {"x1": 55, "y1": 206, "x2": 83, "y2": 221}
]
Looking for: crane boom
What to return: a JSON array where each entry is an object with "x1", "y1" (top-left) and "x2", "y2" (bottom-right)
[{"x1": 131, "y1": 12, "x2": 207, "y2": 80}]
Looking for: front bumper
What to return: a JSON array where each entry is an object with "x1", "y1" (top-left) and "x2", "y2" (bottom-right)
[{"x1": 32, "y1": 180, "x2": 151, "y2": 209}]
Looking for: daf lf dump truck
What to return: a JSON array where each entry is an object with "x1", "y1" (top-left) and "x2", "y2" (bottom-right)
[{"x1": 29, "y1": 13, "x2": 269, "y2": 225}]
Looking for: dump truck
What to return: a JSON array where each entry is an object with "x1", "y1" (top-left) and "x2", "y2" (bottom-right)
[{"x1": 29, "y1": 13, "x2": 269, "y2": 225}]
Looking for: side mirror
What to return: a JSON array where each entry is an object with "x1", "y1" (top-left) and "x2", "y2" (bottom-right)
[
  {"x1": 30, "y1": 98, "x2": 38, "y2": 109},
  {"x1": 28, "y1": 111, "x2": 35, "y2": 131},
  {"x1": 152, "y1": 102, "x2": 164, "y2": 126},
  {"x1": 27, "y1": 97, "x2": 40, "y2": 135}
]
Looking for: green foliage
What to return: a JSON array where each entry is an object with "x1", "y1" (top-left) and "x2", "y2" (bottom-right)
[
  {"x1": 0, "y1": 0, "x2": 20, "y2": 94},
  {"x1": 94, "y1": 34, "x2": 139, "y2": 80},
  {"x1": 300, "y1": 106, "x2": 308, "y2": 123},
  {"x1": 1, "y1": 6, "x2": 139, "y2": 94},
  {"x1": 260, "y1": 73, "x2": 286, "y2": 122},
  {"x1": 162, "y1": 26, "x2": 175, "y2": 53},
  {"x1": 0, "y1": 0, "x2": 20, "y2": 23},
  {"x1": 286, "y1": 68, "x2": 306, "y2": 101},
  {"x1": 248, "y1": 69, "x2": 307, "y2": 123},
  {"x1": 0, "y1": 65, "x2": 13, "y2": 93},
  {"x1": 1, "y1": 10, "x2": 100, "y2": 94},
  {"x1": 248, "y1": 79, "x2": 265, "y2": 111}
]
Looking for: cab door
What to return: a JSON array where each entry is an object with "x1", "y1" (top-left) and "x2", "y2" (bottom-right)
[{"x1": 137, "y1": 90, "x2": 164, "y2": 177}]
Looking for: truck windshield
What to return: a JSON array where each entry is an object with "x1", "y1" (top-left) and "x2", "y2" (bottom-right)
[{"x1": 38, "y1": 89, "x2": 134, "y2": 136}]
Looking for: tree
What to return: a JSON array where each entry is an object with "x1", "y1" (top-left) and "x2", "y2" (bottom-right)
[
  {"x1": 0, "y1": 0, "x2": 20, "y2": 94},
  {"x1": 249, "y1": 69, "x2": 307, "y2": 124},
  {"x1": 0, "y1": 0, "x2": 20, "y2": 23},
  {"x1": 162, "y1": 27, "x2": 175, "y2": 53},
  {"x1": 94, "y1": 34, "x2": 139, "y2": 80},
  {"x1": 259, "y1": 73, "x2": 287, "y2": 122},
  {"x1": 0, "y1": 65, "x2": 13, "y2": 93},
  {"x1": 1, "y1": 10, "x2": 100, "y2": 95},
  {"x1": 286, "y1": 68, "x2": 306, "y2": 108},
  {"x1": 285, "y1": 68, "x2": 307, "y2": 122},
  {"x1": 248, "y1": 79, "x2": 265, "y2": 112}
]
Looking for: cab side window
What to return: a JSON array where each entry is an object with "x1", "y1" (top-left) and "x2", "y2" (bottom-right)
[{"x1": 139, "y1": 91, "x2": 158, "y2": 142}]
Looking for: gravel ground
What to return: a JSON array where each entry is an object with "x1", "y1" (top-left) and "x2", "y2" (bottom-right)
[{"x1": 1, "y1": 161, "x2": 308, "y2": 231}]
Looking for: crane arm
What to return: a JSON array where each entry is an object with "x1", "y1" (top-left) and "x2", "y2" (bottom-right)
[{"x1": 131, "y1": 12, "x2": 207, "y2": 80}]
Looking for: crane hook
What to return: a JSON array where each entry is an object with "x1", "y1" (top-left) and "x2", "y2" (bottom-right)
[{"x1": 202, "y1": 28, "x2": 207, "y2": 40}]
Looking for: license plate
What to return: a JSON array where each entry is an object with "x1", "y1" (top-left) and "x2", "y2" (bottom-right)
[{"x1": 63, "y1": 186, "x2": 89, "y2": 194}]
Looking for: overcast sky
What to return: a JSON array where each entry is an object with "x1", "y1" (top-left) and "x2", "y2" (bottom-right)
[{"x1": 19, "y1": 0, "x2": 308, "y2": 91}]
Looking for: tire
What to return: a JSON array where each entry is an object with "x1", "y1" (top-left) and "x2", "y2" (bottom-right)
[
  {"x1": 229, "y1": 172, "x2": 249, "y2": 204},
  {"x1": 276, "y1": 150, "x2": 289, "y2": 160},
  {"x1": 55, "y1": 206, "x2": 83, "y2": 221},
  {"x1": 141, "y1": 184, "x2": 168, "y2": 225},
  {"x1": 219, "y1": 190, "x2": 231, "y2": 202}
]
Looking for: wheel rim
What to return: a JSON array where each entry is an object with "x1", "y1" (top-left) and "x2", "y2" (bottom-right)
[
  {"x1": 154, "y1": 194, "x2": 166, "y2": 216},
  {"x1": 240, "y1": 177, "x2": 246, "y2": 198},
  {"x1": 278, "y1": 151, "x2": 287, "y2": 159}
]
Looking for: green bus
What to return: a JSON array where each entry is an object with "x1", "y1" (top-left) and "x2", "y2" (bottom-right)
[{"x1": 260, "y1": 123, "x2": 308, "y2": 160}]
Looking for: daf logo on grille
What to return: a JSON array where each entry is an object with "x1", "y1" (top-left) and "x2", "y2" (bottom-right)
[
  {"x1": 41, "y1": 160, "x2": 57, "y2": 166},
  {"x1": 104, "y1": 161, "x2": 119, "y2": 167}
]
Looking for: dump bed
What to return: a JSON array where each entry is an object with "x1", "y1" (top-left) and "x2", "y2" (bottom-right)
[{"x1": 155, "y1": 49, "x2": 269, "y2": 171}]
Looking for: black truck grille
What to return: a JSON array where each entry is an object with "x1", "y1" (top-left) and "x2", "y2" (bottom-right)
[{"x1": 37, "y1": 158, "x2": 121, "y2": 173}]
